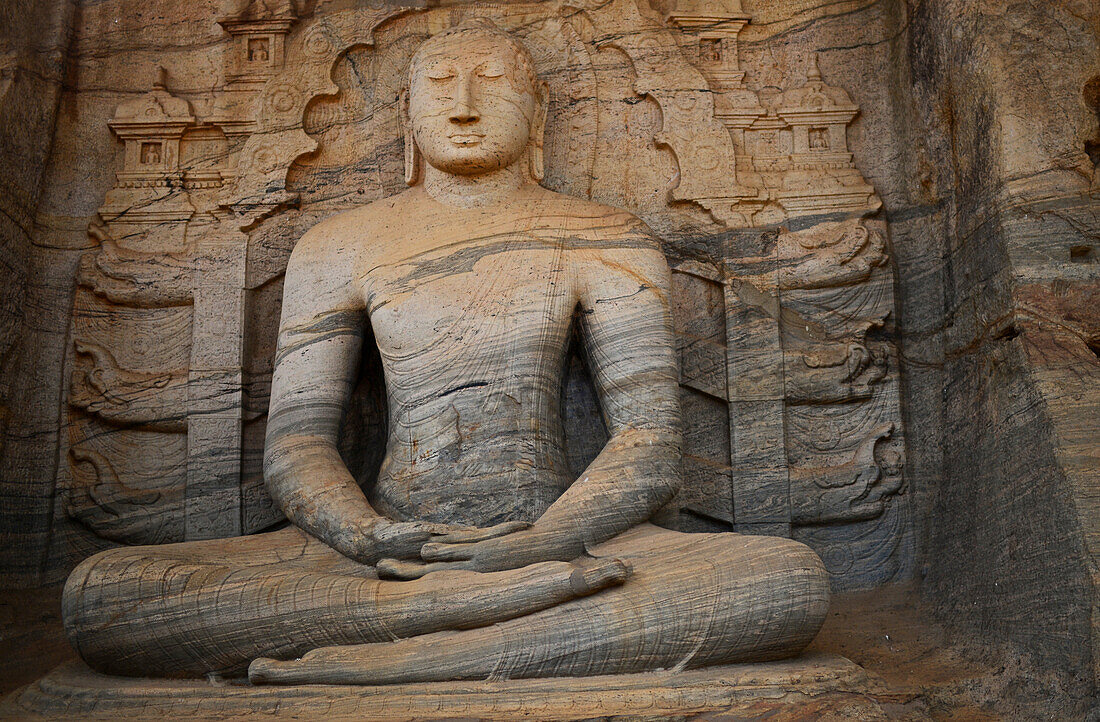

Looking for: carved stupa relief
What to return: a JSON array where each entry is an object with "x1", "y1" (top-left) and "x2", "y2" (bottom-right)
[
  {"x1": 661, "y1": 0, "x2": 879, "y2": 225},
  {"x1": 219, "y1": 0, "x2": 297, "y2": 88},
  {"x1": 61, "y1": 4, "x2": 300, "y2": 546},
  {"x1": 61, "y1": 0, "x2": 909, "y2": 590},
  {"x1": 772, "y1": 55, "x2": 878, "y2": 215}
]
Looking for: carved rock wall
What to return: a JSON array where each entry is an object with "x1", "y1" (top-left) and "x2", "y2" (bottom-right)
[
  {"x1": 0, "y1": 0, "x2": 917, "y2": 594},
  {"x1": 0, "y1": 0, "x2": 1097, "y2": 692}
]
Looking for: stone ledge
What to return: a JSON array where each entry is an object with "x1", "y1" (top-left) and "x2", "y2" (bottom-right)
[{"x1": 0, "y1": 653, "x2": 890, "y2": 721}]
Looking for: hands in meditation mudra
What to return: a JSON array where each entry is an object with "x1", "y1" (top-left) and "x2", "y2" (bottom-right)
[{"x1": 62, "y1": 22, "x2": 829, "y2": 684}]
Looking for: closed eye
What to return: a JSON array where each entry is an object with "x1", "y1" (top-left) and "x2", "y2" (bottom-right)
[
  {"x1": 425, "y1": 65, "x2": 456, "y2": 81},
  {"x1": 477, "y1": 68, "x2": 505, "y2": 79}
]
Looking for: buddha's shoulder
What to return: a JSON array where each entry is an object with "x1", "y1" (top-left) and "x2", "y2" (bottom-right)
[
  {"x1": 531, "y1": 189, "x2": 663, "y2": 257},
  {"x1": 291, "y1": 194, "x2": 410, "y2": 260},
  {"x1": 304, "y1": 195, "x2": 409, "y2": 238},
  {"x1": 533, "y1": 188, "x2": 647, "y2": 230}
]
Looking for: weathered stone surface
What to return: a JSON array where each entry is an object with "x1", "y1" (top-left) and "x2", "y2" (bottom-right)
[
  {"x1": 0, "y1": 0, "x2": 79, "y2": 588},
  {"x1": 3, "y1": 654, "x2": 879, "y2": 721},
  {"x1": 894, "y1": 0, "x2": 1100, "y2": 690},
  {"x1": 52, "y1": 19, "x2": 831, "y2": 692},
  {"x1": 2, "y1": 0, "x2": 916, "y2": 595}
]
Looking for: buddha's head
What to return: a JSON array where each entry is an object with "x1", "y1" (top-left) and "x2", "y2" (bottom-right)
[{"x1": 402, "y1": 20, "x2": 548, "y2": 186}]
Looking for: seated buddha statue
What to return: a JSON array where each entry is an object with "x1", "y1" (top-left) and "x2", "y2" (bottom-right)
[{"x1": 62, "y1": 21, "x2": 829, "y2": 685}]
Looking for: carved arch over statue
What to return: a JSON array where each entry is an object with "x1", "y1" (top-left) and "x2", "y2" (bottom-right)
[{"x1": 225, "y1": 0, "x2": 749, "y2": 237}]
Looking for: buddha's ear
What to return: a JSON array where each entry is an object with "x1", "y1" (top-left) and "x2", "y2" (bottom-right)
[
  {"x1": 528, "y1": 79, "x2": 549, "y2": 183},
  {"x1": 400, "y1": 89, "x2": 421, "y2": 186}
]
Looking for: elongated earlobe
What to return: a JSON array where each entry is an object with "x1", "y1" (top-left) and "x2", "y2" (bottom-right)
[
  {"x1": 400, "y1": 90, "x2": 421, "y2": 186},
  {"x1": 528, "y1": 80, "x2": 549, "y2": 183},
  {"x1": 405, "y1": 135, "x2": 421, "y2": 187}
]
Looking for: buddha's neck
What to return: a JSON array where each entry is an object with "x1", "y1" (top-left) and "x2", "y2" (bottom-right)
[{"x1": 422, "y1": 162, "x2": 528, "y2": 209}]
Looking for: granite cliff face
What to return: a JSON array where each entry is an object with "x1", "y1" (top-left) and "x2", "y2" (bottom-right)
[
  {"x1": 0, "y1": 0, "x2": 1097, "y2": 704},
  {"x1": 0, "y1": 0, "x2": 80, "y2": 585},
  {"x1": 897, "y1": 0, "x2": 1100, "y2": 688}
]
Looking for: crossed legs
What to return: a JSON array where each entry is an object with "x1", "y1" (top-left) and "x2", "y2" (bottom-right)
[
  {"x1": 250, "y1": 525, "x2": 830, "y2": 684},
  {"x1": 62, "y1": 526, "x2": 627, "y2": 678},
  {"x1": 63, "y1": 524, "x2": 827, "y2": 682}
]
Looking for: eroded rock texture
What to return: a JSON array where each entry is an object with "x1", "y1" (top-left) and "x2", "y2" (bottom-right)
[
  {"x1": 898, "y1": 0, "x2": 1100, "y2": 691},
  {"x1": 0, "y1": 0, "x2": 79, "y2": 588}
]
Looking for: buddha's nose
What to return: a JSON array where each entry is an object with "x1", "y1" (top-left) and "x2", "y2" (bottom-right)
[{"x1": 449, "y1": 78, "x2": 480, "y2": 124}]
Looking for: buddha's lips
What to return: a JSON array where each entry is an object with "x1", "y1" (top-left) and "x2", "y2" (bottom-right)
[{"x1": 448, "y1": 133, "x2": 484, "y2": 146}]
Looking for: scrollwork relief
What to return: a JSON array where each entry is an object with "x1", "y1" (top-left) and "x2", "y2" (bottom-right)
[
  {"x1": 790, "y1": 422, "x2": 903, "y2": 524},
  {"x1": 65, "y1": 447, "x2": 183, "y2": 545},
  {"x1": 77, "y1": 220, "x2": 195, "y2": 308},
  {"x1": 784, "y1": 342, "x2": 889, "y2": 405},
  {"x1": 69, "y1": 341, "x2": 188, "y2": 432}
]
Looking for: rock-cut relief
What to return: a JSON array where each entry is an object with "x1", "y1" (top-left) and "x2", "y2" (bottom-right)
[
  {"x1": 662, "y1": 0, "x2": 910, "y2": 589},
  {"x1": 775, "y1": 219, "x2": 910, "y2": 589},
  {"x1": 63, "y1": 75, "x2": 200, "y2": 549},
  {"x1": 233, "y1": 0, "x2": 910, "y2": 589},
  {"x1": 63, "y1": 0, "x2": 300, "y2": 553},
  {"x1": 61, "y1": 0, "x2": 910, "y2": 591}
]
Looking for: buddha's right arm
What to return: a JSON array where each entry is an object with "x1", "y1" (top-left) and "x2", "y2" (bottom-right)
[
  {"x1": 264, "y1": 311, "x2": 380, "y2": 556},
  {"x1": 263, "y1": 225, "x2": 383, "y2": 561}
]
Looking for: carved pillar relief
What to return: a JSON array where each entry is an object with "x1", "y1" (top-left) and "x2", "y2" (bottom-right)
[
  {"x1": 63, "y1": 77, "x2": 198, "y2": 548},
  {"x1": 660, "y1": 1, "x2": 910, "y2": 588},
  {"x1": 672, "y1": 217, "x2": 911, "y2": 589},
  {"x1": 62, "y1": 0, "x2": 301, "y2": 548},
  {"x1": 670, "y1": 262, "x2": 732, "y2": 529},
  {"x1": 724, "y1": 240, "x2": 792, "y2": 538}
]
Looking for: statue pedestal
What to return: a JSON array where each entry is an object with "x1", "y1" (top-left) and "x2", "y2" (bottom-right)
[{"x1": 1, "y1": 654, "x2": 898, "y2": 720}]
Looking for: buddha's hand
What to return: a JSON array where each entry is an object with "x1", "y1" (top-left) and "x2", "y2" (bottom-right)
[
  {"x1": 376, "y1": 525, "x2": 585, "y2": 579},
  {"x1": 332, "y1": 517, "x2": 531, "y2": 566}
]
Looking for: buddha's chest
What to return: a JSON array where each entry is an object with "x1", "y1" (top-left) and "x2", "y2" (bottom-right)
[{"x1": 363, "y1": 240, "x2": 577, "y2": 365}]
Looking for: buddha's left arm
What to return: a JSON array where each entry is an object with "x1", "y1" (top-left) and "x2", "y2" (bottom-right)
[{"x1": 531, "y1": 228, "x2": 682, "y2": 551}]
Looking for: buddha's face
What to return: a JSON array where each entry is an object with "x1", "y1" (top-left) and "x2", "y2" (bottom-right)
[{"x1": 407, "y1": 31, "x2": 540, "y2": 177}]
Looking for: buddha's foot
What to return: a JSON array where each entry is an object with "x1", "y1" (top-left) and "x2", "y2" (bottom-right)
[{"x1": 249, "y1": 556, "x2": 630, "y2": 685}]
